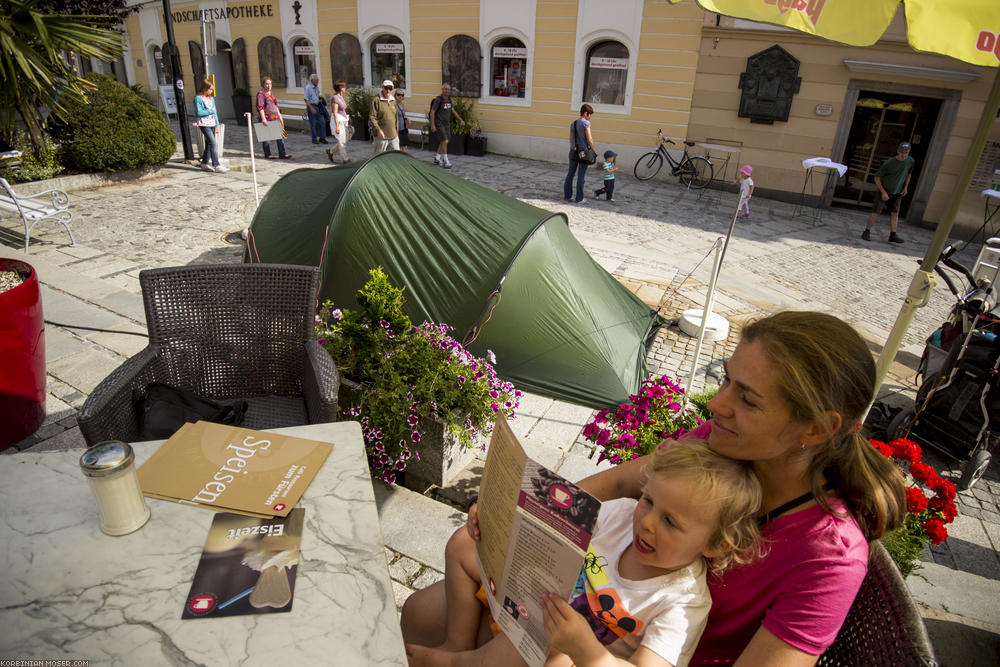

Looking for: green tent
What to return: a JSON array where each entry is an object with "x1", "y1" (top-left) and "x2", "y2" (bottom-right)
[{"x1": 244, "y1": 152, "x2": 660, "y2": 408}]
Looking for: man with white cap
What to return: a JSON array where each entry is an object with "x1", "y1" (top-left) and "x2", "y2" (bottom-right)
[
  {"x1": 862, "y1": 141, "x2": 915, "y2": 244},
  {"x1": 369, "y1": 80, "x2": 399, "y2": 154}
]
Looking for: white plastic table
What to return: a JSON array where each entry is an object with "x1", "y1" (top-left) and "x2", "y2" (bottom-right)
[{"x1": 793, "y1": 157, "x2": 848, "y2": 223}]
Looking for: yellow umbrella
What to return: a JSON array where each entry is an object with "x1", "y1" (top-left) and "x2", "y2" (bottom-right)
[
  {"x1": 669, "y1": 0, "x2": 1000, "y2": 398},
  {"x1": 678, "y1": 0, "x2": 999, "y2": 67}
]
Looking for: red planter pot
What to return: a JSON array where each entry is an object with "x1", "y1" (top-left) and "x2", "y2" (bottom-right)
[{"x1": 0, "y1": 258, "x2": 46, "y2": 448}]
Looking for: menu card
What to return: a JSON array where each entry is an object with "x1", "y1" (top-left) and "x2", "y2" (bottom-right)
[
  {"x1": 138, "y1": 421, "x2": 333, "y2": 518},
  {"x1": 182, "y1": 510, "x2": 304, "y2": 619}
]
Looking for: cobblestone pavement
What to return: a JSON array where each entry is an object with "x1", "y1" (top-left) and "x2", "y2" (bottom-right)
[{"x1": 4, "y1": 127, "x2": 998, "y2": 639}]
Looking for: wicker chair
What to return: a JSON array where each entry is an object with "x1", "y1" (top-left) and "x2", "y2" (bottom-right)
[
  {"x1": 77, "y1": 264, "x2": 339, "y2": 445},
  {"x1": 817, "y1": 540, "x2": 937, "y2": 666}
]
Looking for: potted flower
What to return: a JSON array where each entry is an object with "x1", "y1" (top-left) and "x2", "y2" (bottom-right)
[
  {"x1": 345, "y1": 86, "x2": 378, "y2": 142},
  {"x1": 582, "y1": 374, "x2": 711, "y2": 464},
  {"x1": 231, "y1": 87, "x2": 252, "y2": 126},
  {"x1": 315, "y1": 268, "x2": 520, "y2": 488},
  {"x1": 871, "y1": 438, "x2": 959, "y2": 577},
  {"x1": 0, "y1": 258, "x2": 46, "y2": 448}
]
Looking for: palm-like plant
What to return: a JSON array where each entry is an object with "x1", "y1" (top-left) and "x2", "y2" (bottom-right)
[{"x1": 0, "y1": 0, "x2": 123, "y2": 153}]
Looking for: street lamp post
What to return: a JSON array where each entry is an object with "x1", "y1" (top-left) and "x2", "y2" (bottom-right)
[{"x1": 161, "y1": 0, "x2": 193, "y2": 160}]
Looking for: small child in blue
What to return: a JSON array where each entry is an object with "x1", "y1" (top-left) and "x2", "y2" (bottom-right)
[{"x1": 594, "y1": 150, "x2": 618, "y2": 201}]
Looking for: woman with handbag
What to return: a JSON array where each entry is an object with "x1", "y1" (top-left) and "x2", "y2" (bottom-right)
[
  {"x1": 194, "y1": 80, "x2": 227, "y2": 173},
  {"x1": 326, "y1": 80, "x2": 351, "y2": 164},
  {"x1": 256, "y1": 77, "x2": 291, "y2": 160},
  {"x1": 563, "y1": 104, "x2": 595, "y2": 203}
]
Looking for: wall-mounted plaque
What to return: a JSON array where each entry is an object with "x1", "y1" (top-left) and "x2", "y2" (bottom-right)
[{"x1": 738, "y1": 45, "x2": 802, "y2": 124}]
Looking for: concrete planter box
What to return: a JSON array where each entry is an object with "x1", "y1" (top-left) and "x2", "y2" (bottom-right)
[{"x1": 339, "y1": 378, "x2": 483, "y2": 491}]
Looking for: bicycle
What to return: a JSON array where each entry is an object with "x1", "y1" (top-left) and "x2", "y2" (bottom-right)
[{"x1": 633, "y1": 130, "x2": 714, "y2": 189}]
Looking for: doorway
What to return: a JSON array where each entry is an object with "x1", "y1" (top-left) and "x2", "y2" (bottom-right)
[
  {"x1": 834, "y1": 91, "x2": 941, "y2": 217},
  {"x1": 208, "y1": 39, "x2": 235, "y2": 120}
]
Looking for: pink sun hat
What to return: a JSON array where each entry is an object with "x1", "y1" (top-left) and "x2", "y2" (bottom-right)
[{"x1": 739, "y1": 164, "x2": 753, "y2": 177}]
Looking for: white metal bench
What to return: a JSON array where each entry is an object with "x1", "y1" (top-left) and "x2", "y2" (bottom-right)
[
  {"x1": 278, "y1": 99, "x2": 310, "y2": 131},
  {"x1": 0, "y1": 177, "x2": 76, "y2": 252},
  {"x1": 405, "y1": 111, "x2": 430, "y2": 149}
]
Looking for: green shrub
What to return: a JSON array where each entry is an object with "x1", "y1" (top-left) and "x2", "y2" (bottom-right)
[
  {"x1": 53, "y1": 73, "x2": 175, "y2": 172},
  {"x1": 0, "y1": 130, "x2": 64, "y2": 183}
]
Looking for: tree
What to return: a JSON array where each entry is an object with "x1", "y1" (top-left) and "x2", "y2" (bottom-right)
[
  {"x1": 35, "y1": 0, "x2": 137, "y2": 26},
  {"x1": 0, "y1": 0, "x2": 123, "y2": 153}
]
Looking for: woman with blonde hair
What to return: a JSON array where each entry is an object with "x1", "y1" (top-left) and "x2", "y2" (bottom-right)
[{"x1": 402, "y1": 310, "x2": 906, "y2": 666}]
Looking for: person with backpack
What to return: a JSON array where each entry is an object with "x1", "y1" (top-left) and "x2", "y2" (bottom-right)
[{"x1": 429, "y1": 83, "x2": 465, "y2": 169}]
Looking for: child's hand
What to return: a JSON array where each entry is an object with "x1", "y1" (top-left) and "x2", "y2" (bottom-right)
[{"x1": 542, "y1": 593, "x2": 603, "y2": 662}]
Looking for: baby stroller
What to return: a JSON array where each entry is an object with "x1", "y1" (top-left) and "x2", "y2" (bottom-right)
[{"x1": 888, "y1": 238, "x2": 1000, "y2": 489}]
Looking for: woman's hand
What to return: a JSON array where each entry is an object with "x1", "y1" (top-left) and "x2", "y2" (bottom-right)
[{"x1": 465, "y1": 503, "x2": 481, "y2": 541}]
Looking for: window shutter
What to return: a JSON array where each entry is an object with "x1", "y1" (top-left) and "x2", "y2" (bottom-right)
[{"x1": 258, "y1": 36, "x2": 287, "y2": 88}]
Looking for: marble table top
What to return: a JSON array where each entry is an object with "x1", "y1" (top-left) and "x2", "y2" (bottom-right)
[{"x1": 0, "y1": 421, "x2": 407, "y2": 666}]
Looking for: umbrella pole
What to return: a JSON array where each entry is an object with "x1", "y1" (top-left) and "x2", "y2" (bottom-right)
[{"x1": 872, "y1": 68, "x2": 1000, "y2": 402}]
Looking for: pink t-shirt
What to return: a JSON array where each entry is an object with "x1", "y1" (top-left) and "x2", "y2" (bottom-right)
[{"x1": 678, "y1": 422, "x2": 869, "y2": 664}]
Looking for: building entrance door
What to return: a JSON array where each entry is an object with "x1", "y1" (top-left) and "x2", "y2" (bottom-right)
[
  {"x1": 208, "y1": 40, "x2": 236, "y2": 120},
  {"x1": 834, "y1": 91, "x2": 941, "y2": 218}
]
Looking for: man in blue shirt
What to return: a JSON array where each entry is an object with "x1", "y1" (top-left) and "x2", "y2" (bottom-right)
[
  {"x1": 304, "y1": 74, "x2": 329, "y2": 145},
  {"x1": 862, "y1": 142, "x2": 915, "y2": 244}
]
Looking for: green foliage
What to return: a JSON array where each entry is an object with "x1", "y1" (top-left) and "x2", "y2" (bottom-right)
[
  {"x1": 128, "y1": 83, "x2": 156, "y2": 107},
  {"x1": 881, "y1": 514, "x2": 928, "y2": 579},
  {"x1": 232, "y1": 87, "x2": 250, "y2": 97},
  {"x1": 450, "y1": 95, "x2": 479, "y2": 135},
  {"x1": 0, "y1": 0, "x2": 124, "y2": 151},
  {"x1": 0, "y1": 130, "x2": 64, "y2": 183},
  {"x1": 687, "y1": 385, "x2": 718, "y2": 420},
  {"x1": 315, "y1": 268, "x2": 520, "y2": 484},
  {"x1": 52, "y1": 73, "x2": 175, "y2": 172},
  {"x1": 345, "y1": 86, "x2": 377, "y2": 129}
]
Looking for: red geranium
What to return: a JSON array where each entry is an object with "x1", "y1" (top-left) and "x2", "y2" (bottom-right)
[{"x1": 871, "y1": 438, "x2": 959, "y2": 572}]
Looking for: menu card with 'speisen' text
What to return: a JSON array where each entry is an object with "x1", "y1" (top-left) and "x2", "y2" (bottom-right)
[{"x1": 137, "y1": 421, "x2": 333, "y2": 518}]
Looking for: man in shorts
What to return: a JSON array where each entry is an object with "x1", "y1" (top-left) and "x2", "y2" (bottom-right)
[
  {"x1": 862, "y1": 141, "x2": 915, "y2": 244},
  {"x1": 429, "y1": 83, "x2": 465, "y2": 169}
]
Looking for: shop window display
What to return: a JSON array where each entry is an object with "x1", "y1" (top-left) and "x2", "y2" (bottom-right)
[
  {"x1": 583, "y1": 40, "x2": 628, "y2": 106},
  {"x1": 370, "y1": 35, "x2": 405, "y2": 89},
  {"x1": 489, "y1": 37, "x2": 526, "y2": 99},
  {"x1": 292, "y1": 37, "x2": 317, "y2": 88}
]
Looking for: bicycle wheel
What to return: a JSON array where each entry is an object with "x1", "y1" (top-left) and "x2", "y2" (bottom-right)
[
  {"x1": 678, "y1": 156, "x2": 713, "y2": 189},
  {"x1": 634, "y1": 151, "x2": 663, "y2": 181}
]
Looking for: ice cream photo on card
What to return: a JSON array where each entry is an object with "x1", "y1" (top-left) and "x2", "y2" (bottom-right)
[{"x1": 182, "y1": 509, "x2": 304, "y2": 619}]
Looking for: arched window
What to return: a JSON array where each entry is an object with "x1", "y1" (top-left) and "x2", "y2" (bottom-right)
[
  {"x1": 330, "y1": 33, "x2": 362, "y2": 86},
  {"x1": 442, "y1": 35, "x2": 480, "y2": 98},
  {"x1": 257, "y1": 36, "x2": 286, "y2": 87},
  {"x1": 370, "y1": 35, "x2": 405, "y2": 89},
  {"x1": 232, "y1": 38, "x2": 249, "y2": 90},
  {"x1": 151, "y1": 45, "x2": 168, "y2": 85},
  {"x1": 188, "y1": 40, "x2": 205, "y2": 91},
  {"x1": 292, "y1": 37, "x2": 317, "y2": 88},
  {"x1": 489, "y1": 37, "x2": 526, "y2": 99},
  {"x1": 583, "y1": 41, "x2": 628, "y2": 106}
]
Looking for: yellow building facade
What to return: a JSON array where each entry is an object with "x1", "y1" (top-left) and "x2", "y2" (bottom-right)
[{"x1": 118, "y1": 0, "x2": 999, "y2": 238}]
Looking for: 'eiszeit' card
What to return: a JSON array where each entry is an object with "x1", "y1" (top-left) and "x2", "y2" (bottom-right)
[{"x1": 182, "y1": 509, "x2": 304, "y2": 619}]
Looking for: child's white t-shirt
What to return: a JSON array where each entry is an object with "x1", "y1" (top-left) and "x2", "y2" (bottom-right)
[
  {"x1": 740, "y1": 176, "x2": 754, "y2": 198},
  {"x1": 567, "y1": 498, "x2": 711, "y2": 667}
]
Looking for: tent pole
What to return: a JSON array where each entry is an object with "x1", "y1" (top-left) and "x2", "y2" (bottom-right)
[
  {"x1": 247, "y1": 111, "x2": 259, "y2": 209},
  {"x1": 871, "y1": 67, "x2": 1000, "y2": 403}
]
